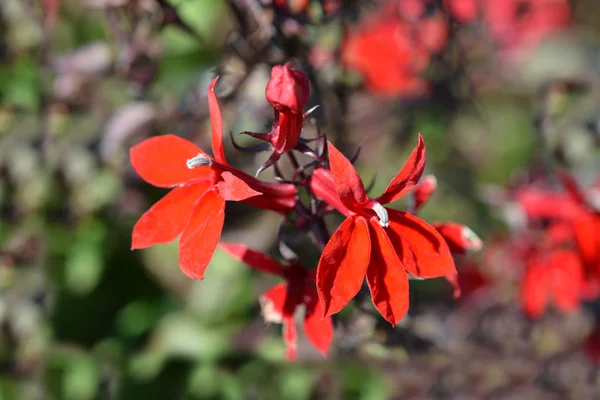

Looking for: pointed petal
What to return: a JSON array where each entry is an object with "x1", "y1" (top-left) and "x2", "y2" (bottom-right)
[
  {"x1": 132, "y1": 183, "x2": 210, "y2": 249},
  {"x1": 220, "y1": 243, "x2": 285, "y2": 276},
  {"x1": 376, "y1": 134, "x2": 425, "y2": 205},
  {"x1": 387, "y1": 209, "x2": 456, "y2": 278},
  {"x1": 326, "y1": 141, "x2": 368, "y2": 209},
  {"x1": 433, "y1": 222, "x2": 483, "y2": 254},
  {"x1": 208, "y1": 77, "x2": 228, "y2": 165},
  {"x1": 366, "y1": 221, "x2": 410, "y2": 326},
  {"x1": 551, "y1": 250, "x2": 583, "y2": 314},
  {"x1": 130, "y1": 135, "x2": 211, "y2": 187},
  {"x1": 178, "y1": 189, "x2": 225, "y2": 279},
  {"x1": 217, "y1": 171, "x2": 261, "y2": 201},
  {"x1": 259, "y1": 283, "x2": 289, "y2": 323},
  {"x1": 556, "y1": 170, "x2": 587, "y2": 205},
  {"x1": 316, "y1": 217, "x2": 371, "y2": 318},
  {"x1": 303, "y1": 293, "x2": 333, "y2": 357},
  {"x1": 445, "y1": 273, "x2": 462, "y2": 299},
  {"x1": 283, "y1": 320, "x2": 298, "y2": 361},
  {"x1": 310, "y1": 168, "x2": 354, "y2": 217},
  {"x1": 522, "y1": 262, "x2": 549, "y2": 318},
  {"x1": 573, "y1": 216, "x2": 600, "y2": 269}
]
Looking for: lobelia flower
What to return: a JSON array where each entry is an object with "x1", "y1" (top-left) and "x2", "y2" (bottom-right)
[
  {"x1": 239, "y1": 63, "x2": 314, "y2": 176},
  {"x1": 130, "y1": 78, "x2": 297, "y2": 280},
  {"x1": 309, "y1": 135, "x2": 456, "y2": 325},
  {"x1": 220, "y1": 243, "x2": 333, "y2": 360},
  {"x1": 520, "y1": 222, "x2": 583, "y2": 318}
]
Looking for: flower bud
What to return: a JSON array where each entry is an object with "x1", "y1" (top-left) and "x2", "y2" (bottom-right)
[{"x1": 266, "y1": 63, "x2": 310, "y2": 114}]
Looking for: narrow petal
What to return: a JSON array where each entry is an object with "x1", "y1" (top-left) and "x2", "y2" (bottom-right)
[
  {"x1": 316, "y1": 217, "x2": 371, "y2": 318},
  {"x1": 326, "y1": 141, "x2": 368, "y2": 210},
  {"x1": 376, "y1": 134, "x2": 425, "y2": 205},
  {"x1": 310, "y1": 168, "x2": 354, "y2": 217},
  {"x1": 130, "y1": 134, "x2": 211, "y2": 187},
  {"x1": 132, "y1": 183, "x2": 210, "y2": 249},
  {"x1": 283, "y1": 320, "x2": 298, "y2": 361},
  {"x1": 522, "y1": 262, "x2": 549, "y2": 319},
  {"x1": 178, "y1": 189, "x2": 225, "y2": 279},
  {"x1": 366, "y1": 221, "x2": 410, "y2": 326},
  {"x1": 556, "y1": 170, "x2": 587, "y2": 205},
  {"x1": 220, "y1": 243, "x2": 285, "y2": 276},
  {"x1": 573, "y1": 216, "x2": 600, "y2": 270},
  {"x1": 303, "y1": 293, "x2": 333, "y2": 357},
  {"x1": 551, "y1": 250, "x2": 583, "y2": 314},
  {"x1": 259, "y1": 283, "x2": 289, "y2": 323},
  {"x1": 445, "y1": 273, "x2": 461, "y2": 299},
  {"x1": 208, "y1": 77, "x2": 228, "y2": 165},
  {"x1": 217, "y1": 171, "x2": 261, "y2": 201},
  {"x1": 387, "y1": 209, "x2": 456, "y2": 278}
]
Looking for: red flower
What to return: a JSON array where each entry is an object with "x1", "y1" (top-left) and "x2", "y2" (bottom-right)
[
  {"x1": 522, "y1": 248, "x2": 583, "y2": 318},
  {"x1": 310, "y1": 135, "x2": 455, "y2": 325},
  {"x1": 130, "y1": 78, "x2": 297, "y2": 280},
  {"x1": 433, "y1": 222, "x2": 483, "y2": 255},
  {"x1": 220, "y1": 243, "x2": 333, "y2": 360},
  {"x1": 341, "y1": 0, "x2": 448, "y2": 97},
  {"x1": 241, "y1": 63, "x2": 313, "y2": 175}
]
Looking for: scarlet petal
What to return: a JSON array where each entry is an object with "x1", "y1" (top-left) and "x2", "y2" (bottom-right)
[
  {"x1": 376, "y1": 134, "x2": 425, "y2": 205},
  {"x1": 551, "y1": 251, "x2": 583, "y2": 314},
  {"x1": 522, "y1": 262, "x2": 549, "y2": 319},
  {"x1": 411, "y1": 174, "x2": 437, "y2": 213},
  {"x1": 259, "y1": 283, "x2": 289, "y2": 323},
  {"x1": 208, "y1": 77, "x2": 227, "y2": 165},
  {"x1": 283, "y1": 320, "x2": 298, "y2": 361},
  {"x1": 178, "y1": 189, "x2": 225, "y2": 279},
  {"x1": 326, "y1": 141, "x2": 368, "y2": 210},
  {"x1": 220, "y1": 243, "x2": 285, "y2": 276},
  {"x1": 433, "y1": 222, "x2": 482, "y2": 254},
  {"x1": 573, "y1": 216, "x2": 600, "y2": 270},
  {"x1": 303, "y1": 290, "x2": 333, "y2": 357},
  {"x1": 366, "y1": 221, "x2": 409, "y2": 326},
  {"x1": 387, "y1": 209, "x2": 456, "y2": 278},
  {"x1": 317, "y1": 217, "x2": 371, "y2": 318},
  {"x1": 130, "y1": 135, "x2": 211, "y2": 187},
  {"x1": 217, "y1": 171, "x2": 261, "y2": 201},
  {"x1": 132, "y1": 183, "x2": 210, "y2": 249}
]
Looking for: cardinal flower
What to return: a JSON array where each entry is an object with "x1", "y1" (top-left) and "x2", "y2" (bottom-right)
[
  {"x1": 220, "y1": 243, "x2": 333, "y2": 360},
  {"x1": 240, "y1": 63, "x2": 313, "y2": 175},
  {"x1": 309, "y1": 135, "x2": 456, "y2": 325},
  {"x1": 130, "y1": 78, "x2": 297, "y2": 280},
  {"x1": 521, "y1": 226, "x2": 583, "y2": 318}
]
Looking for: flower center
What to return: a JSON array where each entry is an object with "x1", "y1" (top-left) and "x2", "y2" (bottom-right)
[
  {"x1": 366, "y1": 200, "x2": 389, "y2": 228},
  {"x1": 186, "y1": 154, "x2": 212, "y2": 169}
]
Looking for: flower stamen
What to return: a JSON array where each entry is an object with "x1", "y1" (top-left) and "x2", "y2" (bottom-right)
[
  {"x1": 186, "y1": 154, "x2": 212, "y2": 169},
  {"x1": 366, "y1": 200, "x2": 389, "y2": 228}
]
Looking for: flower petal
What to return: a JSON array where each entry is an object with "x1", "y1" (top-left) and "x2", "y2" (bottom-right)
[
  {"x1": 220, "y1": 243, "x2": 285, "y2": 276},
  {"x1": 316, "y1": 217, "x2": 371, "y2": 318},
  {"x1": 208, "y1": 77, "x2": 227, "y2": 165},
  {"x1": 376, "y1": 134, "x2": 425, "y2": 205},
  {"x1": 259, "y1": 283, "x2": 289, "y2": 323},
  {"x1": 366, "y1": 221, "x2": 410, "y2": 326},
  {"x1": 433, "y1": 222, "x2": 482, "y2": 254},
  {"x1": 132, "y1": 183, "x2": 211, "y2": 250},
  {"x1": 217, "y1": 171, "x2": 261, "y2": 201},
  {"x1": 387, "y1": 209, "x2": 456, "y2": 278},
  {"x1": 283, "y1": 320, "x2": 298, "y2": 360},
  {"x1": 522, "y1": 261, "x2": 549, "y2": 319},
  {"x1": 326, "y1": 141, "x2": 368, "y2": 210},
  {"x1": 130, "y1": 134, "x2": 212, "y2": 187},
  {"x1": 550, "y1": 250, "x2": 583, "y2": 314},
  {"x1": 303, "y1": 292, "x2": 333, "y2": 357},
  {"x1": 410, "y1": 174, "x2": 437, "y2": 213},
  {"x1": 178, "y1": 189, "x2": 225, "y2": 279}
]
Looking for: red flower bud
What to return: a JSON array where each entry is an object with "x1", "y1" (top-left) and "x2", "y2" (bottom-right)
[{"x1": 265, "y1": 62, "x2": 310, "y2": 114}]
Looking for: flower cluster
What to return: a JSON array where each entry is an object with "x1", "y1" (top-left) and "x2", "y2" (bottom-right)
[
  {"x1": 504, "y1": 172, "x2": 600, "y2": 318},
  {"x1": 341, "y1": 0, "x2": 572, "y2": 96},
  {"x1": 130, "y1": 63, "x2": 476, "y2": 359}
]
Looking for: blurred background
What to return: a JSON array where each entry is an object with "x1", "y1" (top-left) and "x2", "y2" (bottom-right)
[{"x1": 2, "y1": 0, "x2": 600, "y2": 398}]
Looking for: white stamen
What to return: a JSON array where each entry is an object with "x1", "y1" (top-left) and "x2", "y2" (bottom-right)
[
  {"x1": 461, "y1": 226, "x2": 483, "y2": 252},
  {"x1": 370, "y1": 202, "x2": 389, "y2": 228},
  {"x1": 186, "y1": 154, "x2": 212, "y2": 169}
]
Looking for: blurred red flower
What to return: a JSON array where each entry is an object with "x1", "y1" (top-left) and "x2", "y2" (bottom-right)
[{"x1": 220, "y1": 243, "x2": 333, "y2": 360}]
